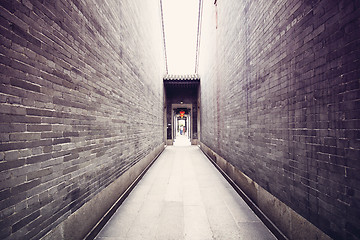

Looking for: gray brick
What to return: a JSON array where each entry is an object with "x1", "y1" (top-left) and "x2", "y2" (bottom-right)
[
  {"x1": 9, "y1": 132, "x2": 41, "y2": 141},
  {"x1": 26, "y1": 153, "x2": 52, "y2": 164},
  {"x1": 4, "y1": 150, "x2": 20, "y2": 161},
  {"x1": 0, "y1": 104, "x2": 26, "y2": 115},
  {"x1": 0, "y1": 123, "x2": 26, "y2": 133},
  {"x1": 26, "y1": 108, "x2": 54, "y2": 117},
  {"x1": 26, "y1": 124, "x2": 52, "y2": 132},
  {"x1": 0, "y1": 159, "x2": 25, "y2": 171},
  {"x1": 12, "y1": 210, "x2": 40, "y2": 233},
  {"x1": 12, "y1": 179, "x2": 40, "y2": 195},
  {"x1": 27, "y1": 168, "x2": 53, "y2": 181}
]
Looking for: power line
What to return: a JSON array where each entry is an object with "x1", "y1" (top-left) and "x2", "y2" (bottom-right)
[
  {"x1": 195, "y1": 0, "x2": 203, "y2": 74},
  {"x1": 160, "y1": 0, "x2": 168, "y2": 74}
]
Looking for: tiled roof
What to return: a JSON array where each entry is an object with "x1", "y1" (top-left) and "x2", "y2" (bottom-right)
[{"x1": 163, "y1": 74, "x2": 200, "y2": 81}]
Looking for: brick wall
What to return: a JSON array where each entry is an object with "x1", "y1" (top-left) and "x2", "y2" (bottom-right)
[
  {"x1": 0, "y1": 0, "x2": 164, "y2": 239},
  {"x1": 199, "y1": 0, "x2": 360, "y2": 239}
]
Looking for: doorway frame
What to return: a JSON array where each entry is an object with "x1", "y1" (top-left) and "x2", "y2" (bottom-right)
[{"x1": 167, "y1": 103, "x2": 193, "y2": 145}]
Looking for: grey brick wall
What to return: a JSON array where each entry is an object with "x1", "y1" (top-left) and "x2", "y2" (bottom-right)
[
  {"x1": 0, "y1": 0, "x2": 164, "y2": 239},
  {"x1": 199, "y1": 0, "x2": 360, "y2": 239}
]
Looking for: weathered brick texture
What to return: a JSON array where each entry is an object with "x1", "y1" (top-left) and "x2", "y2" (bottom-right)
[
  {"x1": 0, "y1": 0, "x2": 164, "y2": 239},
  {"x1": 199, "y1": 0, "x2": 360, "y2": 239}
]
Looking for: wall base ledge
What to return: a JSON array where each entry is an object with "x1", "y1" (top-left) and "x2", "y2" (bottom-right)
[
  {"x1": 41, "y1": 143, "x2": 165, "y2": 240},
  {"x1": 199, "y1": 142, "x2": 332, "y2": 240}
]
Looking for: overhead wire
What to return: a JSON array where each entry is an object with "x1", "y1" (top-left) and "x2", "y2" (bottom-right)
[
  {"x1": 160, "y1": 0, "x2": 168, "y2": 74},
  {"x1": 195, "y1": 0, "x2": 203, "y2": 74}
]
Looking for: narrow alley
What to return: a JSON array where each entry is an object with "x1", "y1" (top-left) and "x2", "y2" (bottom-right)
[
  {"x1": 95, "y1": 136, "x2": 276, "y2": 240},
  {"x1": 0, "y1": 1, "x2": 359, "y2": 240}
]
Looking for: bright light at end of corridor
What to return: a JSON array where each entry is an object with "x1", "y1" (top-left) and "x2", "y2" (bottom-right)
[{"x1": 162, "y1": 0, "x2": 199, "y2": 74}]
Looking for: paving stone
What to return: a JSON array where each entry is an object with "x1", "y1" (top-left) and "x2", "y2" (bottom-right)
[{"x1": 96, "y1": 138, "x2": 276, "y2": 240}]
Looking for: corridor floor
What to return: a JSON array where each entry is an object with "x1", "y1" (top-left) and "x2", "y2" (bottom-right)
[{"x1": 95, "y1": 136, "x2": 276, "y2": 240}]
